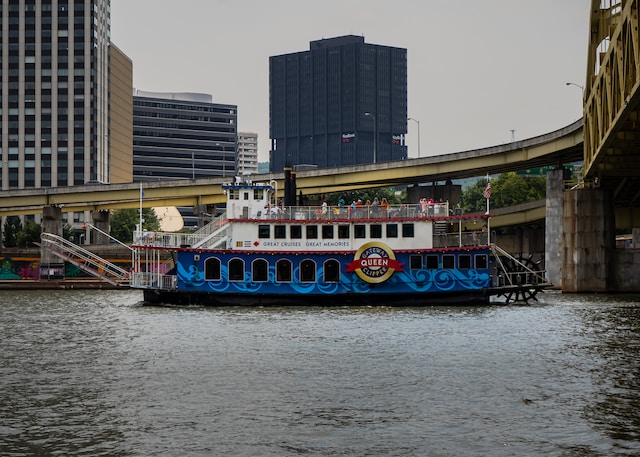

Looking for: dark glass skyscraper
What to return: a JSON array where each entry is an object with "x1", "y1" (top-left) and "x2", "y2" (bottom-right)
[{"x1": 269, "y1": 35, "x2": 407, "y2": 172}]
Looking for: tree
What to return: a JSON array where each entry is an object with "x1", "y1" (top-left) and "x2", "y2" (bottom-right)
[
  {"x1": 16, "y1": 219, "x2": 41, "y2": 248},
  {"x1": 110, "y1": 208, "x2": 160, "y2": 242},
  {"x1": 492, "y1": 172, "x2": 546, "y2": 208},
  {"x1": 315, "y1": 187, "x2": 404, "y2": 206},
  {"x1": 2, "y1": 216, "x2": 22, "y2": 248},
  {"x1": 459, "y1": 180, "x2": 489, "y2": 214},
  {"x1": 459, "y1": 173, "x2": 546, "y2": 213},
  {"x1": 63, "y1": 223, "x2": 75, "y2": 241}
]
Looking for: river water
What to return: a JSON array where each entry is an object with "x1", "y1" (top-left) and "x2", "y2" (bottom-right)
[{"x1": 1, "y1": 289, "x2": 639, "y2": 456}]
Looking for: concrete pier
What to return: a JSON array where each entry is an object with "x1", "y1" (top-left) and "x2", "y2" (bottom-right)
[
  {"x1": 562, "y1": 187, "x2": 615, "y2": 293},
  {"x1": 545, "y1": 169, "x2": 565, "y2": 288}
]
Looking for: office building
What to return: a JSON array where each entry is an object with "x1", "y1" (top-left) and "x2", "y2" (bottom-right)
[
  {"x1": 0, "y1": 1, "x2": 133, "y2": 233},
  {"x1": 269, "y1": 35, "x2": 407, "y2": 172},
  {"x1": 133, "y1": 91, "x2": 237, "y2": 181},
  {"x1": 109, "y1": 43, "x2": 133, "y2": 184},
  {"x1": 237, "y1": 132, "x2": 259, "y2": 176},
  {"x1": 1, "y1": 0, "x2": 114, "y2": 190}
]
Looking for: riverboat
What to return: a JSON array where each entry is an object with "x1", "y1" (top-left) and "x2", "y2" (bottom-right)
[{"x1": 130, "y1": 175, "x2": 549, "y2": 306}]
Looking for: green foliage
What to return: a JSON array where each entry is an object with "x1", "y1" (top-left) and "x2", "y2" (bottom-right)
[
  {"x1": 2, "y1": 216, "x2": 23, "y2": 248},
  {"x1": 460, "y1": 180, "x2": 489, "y2": 213},
  {"x1": 16, "y1": 219, "x2": 41, "y2": 248},
  {"x1": 459, "y1": 173, "x2": 546, "y2": 213},
  {"x1": 110, "y1": 208, "x2": 160, "y2": 242},
  {"x1": 63, "y1": 223, "x2": 75, "y2": 241},
  {"x1": 319, "y1": 187, "x2": 404, "y2": 206}
]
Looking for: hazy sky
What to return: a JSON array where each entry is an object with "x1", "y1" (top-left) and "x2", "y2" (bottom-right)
[{"x1": 110, "y1": 0, "x2": 589, "y2": 163}]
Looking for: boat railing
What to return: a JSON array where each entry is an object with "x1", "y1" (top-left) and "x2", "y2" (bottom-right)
[
  {"x1": 434, "y1": 230, "x2": 490, "y2": 248},
  {"x1": 192, "y1": 211, "x2": 227, "y2": 237},
  {"x1": 491, "y1": 244, "x2": 549, "y2": 287},
  {"x1": 255, "y1": 202, "x2": 451, "y2": 221},
  {"x1": 130, "y1": 272, "x2": 177, "y2": 290},
  {"x1": 133, "y1": 212, "x2": 231, "y2": 249},
  {"x1": 134, "y1": 230, "x2": 203, "y2": 248}
]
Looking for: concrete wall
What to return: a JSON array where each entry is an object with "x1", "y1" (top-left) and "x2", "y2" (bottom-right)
[
  {"x1": 492, "y1": 226, "x2": 545, "y2": 258},
  {"x1": 91, "y1": 210, "x2": 111, "y2": 244},
  {"x1": 407, "y1": 183, "x2": 462, "y2": 206},
  {"x1": 545, "y1": 169, "x2": 564, "y2": 287},
  {"x1": 562, "y1": 187, "x2": 615, "y2": 292},
  {"x1": 40, "y1": 206, "x2": 63, "y2": 269},
  {"x1": 611, "y1": 249, "x2": 640, "y2": 291}
]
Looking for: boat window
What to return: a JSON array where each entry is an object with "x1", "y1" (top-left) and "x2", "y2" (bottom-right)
[
  {"x1": 243, "y1": 192, "x2": 250, "y2": 200},
  {"x1": 291, "y1": 225, "x2": 302, "y2": 239},
  {"x1": 442, "y1": 255, "x2": 455, "y2": 269},
  {"x1": 251, "y1": 259, "x2": 268, "y2": 282},
  {"x1": 229, "y1": 258, "x2": 245, "y2": 281},
  {"x1": 426, "y1": 255, "x2": 439, "y2": 269},
  {"x1": 274, "y1": 225, "x2": 286, "y2": 239},
  {"x1": 276, "y1": 259, "x2": 292, "y2": 282},
  {"x1": 258, "y1": 224, "x2": 270, "y2": 238},
  {"x1": 323, "y1": 259, "x2": 340, "y2": 282},
  {"x1": 338, "y1": 225, "x2": 350, "y2": 239},
  {"x1": 370, "y1": 224, "x2": 382, "y2": 238},
  {"x1": 306, "y1": 225, "x2": 318, "y2": 239},
  {"x1": 228, "y1": 189, "x2": 238, "y2": 200},
  {"x1": 300, "y1": 259, "x2": 316, "y2": 282},
  {"x1": 410, "y1": 255, "x2": 422, "y2": 270},
  {"x1": 475, "y1": 254, "x2": 488, "y2": 270},
  {"x1": 402, "y1": 223, "x2": 415, "y2": 238},
  {"x1": 204, "y1": 257, "x2": 221, "y2": 280},
  {"x1": 386, "y1": 223, "x2": 398, "y2": 238},
  {"x1": 459, "y1": 254, "x2": 471, "y2": 270},
  {"x1": 354, "y1": 224, "x2": 366, "y2": 238},
  {"x1": 322, "y1": 225, "x2": 334, "y2": 239},
  {"x1": 253, "y1": 189, "x2": 264, "y2": 200}
]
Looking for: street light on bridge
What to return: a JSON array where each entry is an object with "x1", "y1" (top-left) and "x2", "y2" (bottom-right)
[
  {"x1": 408, "y1": 117, "x2": 421, "y2": 158},
  {"x1": 565, "y1": 82, "x2": 584, "y2": 93},
  {"x1": 364, "y1": 112, "x2": 377, "y2": 164}
]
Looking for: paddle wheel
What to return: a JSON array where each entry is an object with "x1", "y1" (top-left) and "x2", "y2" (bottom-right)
[{"x1": 491, "y1": 246, "x2": 548, "y2": 304}]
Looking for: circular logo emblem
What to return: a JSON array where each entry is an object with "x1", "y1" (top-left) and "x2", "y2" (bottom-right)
[{"x1": 346, "y1": 242, "x2": 404, "y2": 284}]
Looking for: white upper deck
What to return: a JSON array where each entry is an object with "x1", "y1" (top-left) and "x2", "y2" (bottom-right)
[
  {"x1": 223, "y1": 178, "x2": 275, "y2": 219},
  {"x1": 133, "y1": 178, "x2": 491, "y2": 252}
]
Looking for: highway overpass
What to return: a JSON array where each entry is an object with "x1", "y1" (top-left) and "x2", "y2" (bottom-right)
[{"x1": 0, "y1": 119, "x2": 583, "y2": 220}]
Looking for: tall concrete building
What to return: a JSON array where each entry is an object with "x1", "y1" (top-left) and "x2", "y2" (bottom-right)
[
  {"x1": 237, "y1": 132, "x2": 258, "y2": 176},
  {"x1": 109, "y1": 43, "x2": 133, "y2": 184},
  {"x1": 269, "y1": 35, "x2": 408, "y2": 172},
  {"x1": 132, "y1": 91, "x2": 237, "y2": 181},
  {"x1": 1, "y1": 0, "x2": 113, "y2": 188}
]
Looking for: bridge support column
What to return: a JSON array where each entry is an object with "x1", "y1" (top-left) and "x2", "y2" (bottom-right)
[
  {"x1": 40, "y1": 205, "x2": 64, "y2": 279},
  {"x1": 545, "y1": 169, "x2": 565, "y2": 287},
  {"x1": 91, "y1": 210, "x2": 110, "y2": 244},
  {"x1": 562, "y1": 187, "x2": 615, "y2": 292}
]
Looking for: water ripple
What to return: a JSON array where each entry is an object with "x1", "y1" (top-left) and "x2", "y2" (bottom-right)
[{"x1": 0, "y1": 290, "x2": 639, "y2": 455}]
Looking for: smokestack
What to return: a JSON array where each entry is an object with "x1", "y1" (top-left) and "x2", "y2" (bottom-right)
[{"x1": 284, "y1": 167, "x2": 297, "y2": 206}]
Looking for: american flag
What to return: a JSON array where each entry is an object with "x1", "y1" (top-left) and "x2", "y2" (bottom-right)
[{"x1": 484, "y1": 180, "x2": 491, "y2": 199}]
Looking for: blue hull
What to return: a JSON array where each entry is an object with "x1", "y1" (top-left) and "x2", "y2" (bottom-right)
[{"x1": 143, "y1": 249, "x2": 493, "y2": 306}]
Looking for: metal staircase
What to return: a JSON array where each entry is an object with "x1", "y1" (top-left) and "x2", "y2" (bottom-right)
[
  {"x1": 191, "y1": 212, "x2": 230, "y2": 249},
  {"x1": 39, "y1": 232, "x2": 130, "y2": 286}
]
